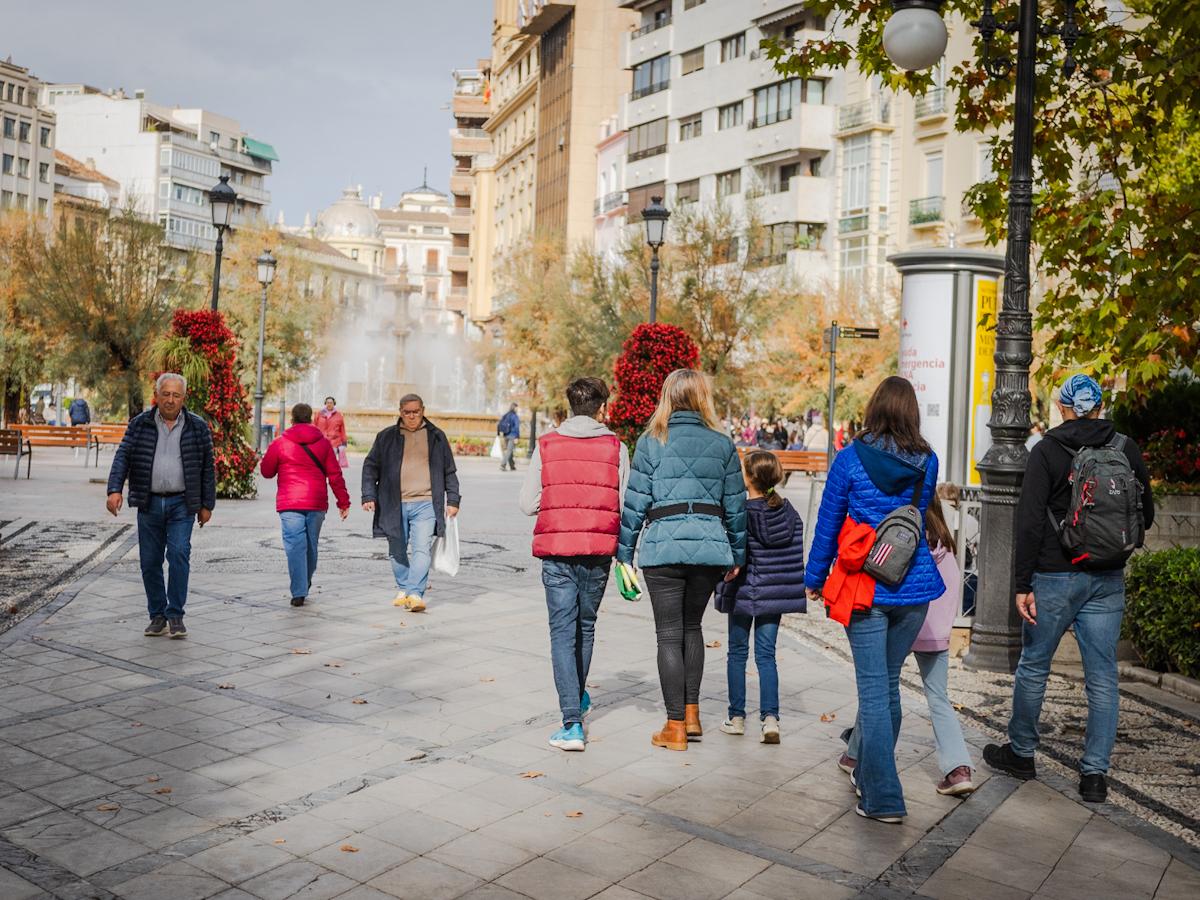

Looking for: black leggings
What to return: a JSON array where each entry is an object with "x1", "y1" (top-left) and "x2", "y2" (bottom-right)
[{"x1": 643, "y1": 565, "x2": 724, "y2": 720}]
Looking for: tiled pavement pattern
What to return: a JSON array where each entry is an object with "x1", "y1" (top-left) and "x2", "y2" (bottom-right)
[{"x1": 1, "y1": 456, "x2": 1198, "y2": 900}]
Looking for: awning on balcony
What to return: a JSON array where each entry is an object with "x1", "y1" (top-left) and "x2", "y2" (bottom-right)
[
  {"x1": 242, "y1": 138, "x2": 279, "y2": 161},
  {"x1": 754, "y1": 3, "x2": 805, "y2": 29}
]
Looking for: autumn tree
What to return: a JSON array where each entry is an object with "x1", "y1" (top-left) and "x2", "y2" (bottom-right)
[{"x1": 0, "y1": 211, "x2": 48, "y2": 424}]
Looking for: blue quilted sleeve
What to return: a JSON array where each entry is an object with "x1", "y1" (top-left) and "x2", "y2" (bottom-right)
[
  {"x1": 722, "y1": 444, "x2": 748, "y2": 566},
  {"x1": 805, "y1": 450, "x2": 851, "y2": 590},
  {"x1": 920, "y1": 454, "x2": 939, "y2": 512},
  {"x1": 618, "y1": 436, "x2": 654, "y2": 563}
]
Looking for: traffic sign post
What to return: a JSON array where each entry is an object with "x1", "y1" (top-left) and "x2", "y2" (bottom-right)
[{"x1": 823, "y1": 321, "x2": 879, "y2": 466}]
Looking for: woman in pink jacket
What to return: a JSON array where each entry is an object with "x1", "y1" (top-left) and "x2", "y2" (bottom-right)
[
  {"x1": 316, "y1": 396, "x2": 349, "y2": 468},
  {"x1": 261, "y1": 403, "x2": 351, "y2": 606}
]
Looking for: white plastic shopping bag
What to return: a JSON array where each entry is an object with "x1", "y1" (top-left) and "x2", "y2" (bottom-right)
[
  {"x1": 432, "y1": 515, "x2": 461, "y2": 577},
  {"x1": 489, "y1": 435, "x2": 503, "y2": 459}
]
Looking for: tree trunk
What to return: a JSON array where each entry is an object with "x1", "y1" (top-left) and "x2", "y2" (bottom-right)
[
  {"x1": 126, "y1": 378, "x2": 144, "y2": 419},
  {"x1": 2, "y1": 381, "x2": 21, "y2": 427}
]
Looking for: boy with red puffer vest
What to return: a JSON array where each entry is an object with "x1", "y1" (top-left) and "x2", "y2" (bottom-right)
[{"x1": 520, "y1": 377, "x2": 629, "y2": 751}]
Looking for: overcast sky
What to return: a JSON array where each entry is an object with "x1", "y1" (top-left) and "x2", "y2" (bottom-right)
[{"x1": 7, "y1": 0, "x2": 491, "y2": 224}]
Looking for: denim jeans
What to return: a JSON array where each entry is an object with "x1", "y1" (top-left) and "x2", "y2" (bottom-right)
[
  {"x1": 542, "y1": 557, "x2": 610, "y2": 725},
  {"x1": 847, "y1": 649, "x2": 972, "y2": 777},
  {"x1": 1009, "y1": 571, "x2": 1125, "y2": 774},
  {"x1": 137, "y1": 494, "x2": 195, "y2": 619},
  {"x1": 726, "y1": 613, "x2": 781, "y2": 720},
  {"x1": 280, "y1": 510, "x2": 326, "y2": 599},
  {"x1": 389, "y1": 501, "x2": 436, "y2": 598},
  {"x1": 844, "y1": 602, "x2": 929, "y2": 817}
]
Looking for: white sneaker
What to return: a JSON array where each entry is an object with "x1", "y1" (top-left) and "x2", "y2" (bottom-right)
[
  {"x1": 720, "y1": 717, "x2": 745, "y2": 735},
  {"x1": 760, "y1": 716, "x2": 780, "y2": 744}
]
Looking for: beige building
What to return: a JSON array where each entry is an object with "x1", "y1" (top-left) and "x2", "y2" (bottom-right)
[
  {"x1": 450, "y1": 66, "x2": 491, "y2": 324},
  {"x1": 0, "y1": 60, "x2": 56, "y2": 218},
  {"x1": 52, "y1": 150, "x2": 118, "y2": 236}
]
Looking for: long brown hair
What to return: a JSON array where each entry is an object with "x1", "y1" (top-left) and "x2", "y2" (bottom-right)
[
  {"x1": 862, "y1": 376, "x2": 932, "y2": 455},
  {"x1": 925, "y1": 494, "x2": 956, "y2": 555},
  {"x1": 646, "y1": 369, "x2": 721, "y2": 442},
  {"x1": 743, "y1": 450, "x2": 785, "y2": 508}
]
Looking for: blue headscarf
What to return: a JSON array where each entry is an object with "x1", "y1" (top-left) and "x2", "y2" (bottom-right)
[{"x1": 1058, "y1": 374, "x2": 1103, "y2": 416}]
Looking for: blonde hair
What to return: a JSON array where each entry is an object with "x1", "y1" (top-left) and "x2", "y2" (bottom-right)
[{"x1": 646, "y1": 369, "x2": 722, "y2": 442}]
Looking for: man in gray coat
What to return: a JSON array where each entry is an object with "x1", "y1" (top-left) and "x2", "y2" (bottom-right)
[{"x1": 362, "y1": 394, "x2": 460, "y2": 613}]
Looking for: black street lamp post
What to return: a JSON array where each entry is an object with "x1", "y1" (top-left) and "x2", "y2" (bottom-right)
[
  {"x1": 253, "y1": 250, "x2": 277, "y2": 454},
  {"x1": 883, "y1": 0, "x2": 1080, "y2": 672},
  {"x1": 641, "y1": 196, "x2": 670, "y2": 324},
  {"x1": 208, "y1": 175, "x2": 237, "y2": 312}
]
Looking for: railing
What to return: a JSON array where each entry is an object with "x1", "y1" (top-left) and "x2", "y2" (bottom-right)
[
  {"x1": 633, "y1": 16, "x2": 671, "y2": 38},
  {"x1": 909, "y1": 195, "x2": 945, "y2": 225},
  {"x1": 594, "y1": 191, "x2": 627, "y2": 215},
  {"x1": 836, "y1": 96, "x2": 892, "y2": 131},
  {"x1": 451, "y1": 128, "x2": 490, "y2": 140},
  {"x1": 158, "y1": 132, "x2": 272, "y2": 174},
  {"x1": 631, "y1": 80, "x2": 669, "y2": 100},
  {"x1": 749, "y1": 108, "x2": 794, "y2": 130},
  {"x1": 914, "y1": 87, "x2": 947, "y2": 119},
  {"x1": 628, "y1": 144, "x2": 666, "y2": 162},
  {"x1": 449, "y1": 246, "x2": 470, "y2": 257},
  {"x1": 838, "y1": 213, "x2": 869, "y2": 234}
]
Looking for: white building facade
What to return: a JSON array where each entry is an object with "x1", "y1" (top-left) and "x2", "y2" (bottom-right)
[{"x1": 0, "y1": 60, "x2": 56, "y2": 217}]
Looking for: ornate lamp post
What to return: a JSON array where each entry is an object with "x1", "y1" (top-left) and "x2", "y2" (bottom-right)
[
  {"x1": 208, "y1": 175, "x2": 237, "y2": 311},
  {"x1": 883, "y1": 0, "x2": 1080, "y2": 672},
  {"x1": 641, "y1": 195, "x2": 670, "y2": 324},
  {"x1": 253, "y1": 249, "x2": 277, "y2": 454}
]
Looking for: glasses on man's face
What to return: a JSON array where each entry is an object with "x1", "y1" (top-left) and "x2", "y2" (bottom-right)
[{"x1": 400, "y1": 408, "x2": 424, "y2": 417}]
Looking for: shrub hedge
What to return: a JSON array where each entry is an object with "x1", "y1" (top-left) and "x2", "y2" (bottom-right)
[{"x1": 1122, "y1": 547, "x2": 1200, "y2": 679}]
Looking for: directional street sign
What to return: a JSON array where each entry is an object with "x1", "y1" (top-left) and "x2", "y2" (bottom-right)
[{"x1": 838, "y1": 326, "x2": 880, "y2": 340}]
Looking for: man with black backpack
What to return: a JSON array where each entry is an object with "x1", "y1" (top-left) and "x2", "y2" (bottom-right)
[{"x1": 984, "y1": 374, "x2": 1154, "y2": 803}]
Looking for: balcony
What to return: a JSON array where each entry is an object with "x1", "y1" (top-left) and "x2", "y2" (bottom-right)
[
  {"x1": 446, "y1": 286, "x2": 469, "y2": 312},
  {"x1": 836, "y1": 96, "x2": 892, "y2": 133},
  {"x1": 450, "y1": 128, "x2": 491, "y2": 155},
  {"x1": 914, "y1": 87, "x2": 947, "y2": 120},
  {"x1": 631, "y1": 80, "x2": 669, "y2": 101},
  {"x1": 628, "y1": 144, "x2": 666, "y2": 163},
  {"x1": 448, "y1": 208, "x2": 472, "y2": 234},
  {"x1": 518, "y1": 0, "x2": 574, "y2": 35},
  {"x1": 754, "y1": 177, "x2": 831, "y2": 226},
  {"x1": 452, "y1": 92, "x2": 489, "y2": 120},
  {"x1": 747, "y1": 103, "x2": 834, "y2": 154},
  {"x1": 449, "y1": 172, "x2": 474, "y2": 195},
  {"x1": 594, "y1": 191, "x2": 628, "y2": 216},
  {"x1": 909, "y1": 195, "x2": 945, "y2": 226},
  {"x1": 447, "y1": 252, "x2": 470, "y2": 274},
  {"x1": 633, "y1": 16, "x2": 670, "y2": 38}
]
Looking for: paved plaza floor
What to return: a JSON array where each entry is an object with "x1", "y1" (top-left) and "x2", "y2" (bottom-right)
[{"x1": 1, "y1": 452, "x2": 1198, "y2": 900}]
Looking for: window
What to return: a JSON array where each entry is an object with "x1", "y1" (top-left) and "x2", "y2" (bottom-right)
[
  {"x1": 39, "y1": 126, "x2": 50, "y2": 147},
  {"x1": 721, "y1": 33, "x2": 745, "y2": 62},
  {"x1": 752, "y1": 80, "x2": 797, "y2": 128},
  {"x1": 681, "y1": 47, "x2": 705, "y2": 75},
  {"x1": 0, "y1": 190, "x2": 10, "y2": 208},
  {"x1": 351, "y1": 249, "x2": 359, "y2": 260},
  {"x1": 841, "y1": 135, "x2": 871, "y2": 214},
  {"x1": 716, "y1": 169, "x2": 741, "y2": 199},
  {"x1": 803, "y1": 77, "x2": 826, "y2": 104},
  {"x1": 678, "y1": 113, "x2": 702, "y2": 141},
  {"x1": 627, "y1": 181, "x2": 665, "y2": 218},
  {"x1": 2, "y1": 118, "x2": 13, "y2": 139},
  {"x1": 718, "y1": 101, "x2": 743, "y2": 130},
  {"x1": 37, "y1": 197, "x2": 47, "y2": 214},
  {"x1": 840, "y1": 235, "x2": 869, "y2": 281},
  {"x1": 172, "y1": 183, "x2": 205, "y2": 206},
  {"x1": 38, "y1": 162, "x2": 48, "y2": 183},
  {"x1": 676, "y1": 179, "x2": 699, "y2": 204},
  {"x1": 422, "y1": 225, "x2": 446, "y2": 234},
  {"x1": 16, "y1": 87, "x2": 24, "y2": 105},
  {"x1": 684, "y1": 0, "x2": 705, "y2": 8},
  {"x1": 18, "y1": 121, "x2": 30, "y2": 142},
  {"x1": 425, "y1": 248, "x2": 439, "y2": 271},
  {"x1": 4, "y1": 83, "x2": 12, "y2": 100},
  {"x1": 16, "y1": 193, "x2": 28, "y2": 210},
  {"x1": 1, "y1": 154, "x2": 11, "y2": 175},
  {"x1": 159, "y1": 180, "x2": 169, "y2": 199},
  {"x1": 632, "y1": 55, "x2": 670, "y2": 99},
  {"x1": 925, "y1": 151, "x2": 943, "y2": 195},
  {"x1": 628, "y1": 118, "x2": 668, "y2": 161},
  {"x1": 209, "y1": 131, "x2": 220, "y2": 144},
  {"x1": 17, "y1": 158, "x2": 29, "y2": 178}
]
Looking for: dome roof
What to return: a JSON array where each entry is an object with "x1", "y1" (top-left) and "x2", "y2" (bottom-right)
[{"x1": 316, "y1": 186, "x2": 381, "y2": 240}]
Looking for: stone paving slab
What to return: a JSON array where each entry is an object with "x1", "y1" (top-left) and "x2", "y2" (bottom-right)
[{"x1": 0, "y1": 454, "x2": 1197, "y2": 899}]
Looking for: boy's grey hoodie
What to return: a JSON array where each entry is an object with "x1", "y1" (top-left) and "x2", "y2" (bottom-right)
[{"x1": 519, "y1": 416, "x2": 630, "y2": 516}]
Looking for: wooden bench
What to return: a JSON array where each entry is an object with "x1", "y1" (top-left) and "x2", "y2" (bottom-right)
[
  {"x1": 0, "y1": 428, "x2": 32, "y2": 479},
  {"x1": 88, "y1": 423, "x2": 128, "y2": 467},
  {"x1": 738, "y1": 447, "x2": 828, "y2": 482},
  {"x1": 10, "y1": 424, "x2": 91, "y2": 466}
]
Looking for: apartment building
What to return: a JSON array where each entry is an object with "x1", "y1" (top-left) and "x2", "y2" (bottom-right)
[
  {"x1": 0, "y1": 60, "x2": 56, "y2": 217},
  {"x1": 45, "y1": 87, "x2": 276, "y2": 252},
  {"x1": 450, "y1": 67, "x2": 490, "y2": 323},
  {"x1": 53, "y1": 151, "x2": 118, "y2": 236},
  {"x1": 593, "y1": 113, "x2": 629, "y2": 259}
]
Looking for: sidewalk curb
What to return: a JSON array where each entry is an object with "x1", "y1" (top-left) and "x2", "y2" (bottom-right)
[{"x1": 1118, "y1": 663, "x2": 1200, "y2": 704}]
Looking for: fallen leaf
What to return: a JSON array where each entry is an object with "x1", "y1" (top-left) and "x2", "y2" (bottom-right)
[
  {"x1": 217, "y1": 683, "x2": 235, "y2": 690},
  {"x1": 95, "y1": 802, "x2": 120, "y2": 812},
  {"x1": 326, "y1": 694, "x2": 332, "y2": 699},
  {"x1": 479, "y1": 677, "x2": 495, "y2": 683},
  {"x1": 291, "y1": 648, "x2": 312, "y2": 655},
  {"x1": 952, "y1": 703, "x2": 964, "y2": 711},
  {"x1": 586, "y1": 683, "x2": 599, "y2": 689},
  {"x1": 146, "y1": 775, "x2": 160, "y2": 783},
  {"x1": 705, "y1": 640, "x2": 722, "y2": 648},
  {"x1": 544, "y1": 812, "x2": 553, "y2": 817},
  {"x1": 323, "y1": 662, "x2": 343, "y2": 668},
  {"x1": 370, "y1": 624, "x2": 386, "y2": 630},
  {"x1": 819, "y1": 712, "x2": 836, "y2": 723},
  {"x1": 273, "y1": 839, "x2": 287, "y2": 845},
  {"x1": 340, "y1": 844, "x2": 359, "y2": 853},
  {"x1": 407, "y1": 751, "x2": 427, "y2": 761},
  {"x1": 154, "y1": 787, "x2": 172, "y2": 795},
  {"x1": 565, "y1": 811, "x2": 584, "y2": 818},
  {"x1": 519, "y1": 771, "x2": 544, "y2": 779},
  {"x1": 351, "y1": 698, "x2": 368, "y2": 705},
  {"x1": 130, "y1": 722, "x2": 143, "y2": 728}
]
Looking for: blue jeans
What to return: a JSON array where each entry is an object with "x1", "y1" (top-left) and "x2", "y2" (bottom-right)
[
  {"x1": 280, "y1": 510, "x2": 326, "y2": 599},
  {"x1": 848, "y1": 649, "x2": 972, "y2": 776},
  {"x1": 844, "y1": 602, "x2": 929, "y2": 817},
  {"x1": 542, "y1": 557, "x2": 610, "y2": 725},
  {"x1": 726, "y1": 613, "x2": 781, "y2": 720},
  {"x1": 389, "y1": 501, "x2": 436, "y2": 598},
  {"x1": 1009, "y1": 571, "x2": 1125, "y2": 775},
  {"x1": 137, "y1": 494, "x2": 195, "y2": 619}
]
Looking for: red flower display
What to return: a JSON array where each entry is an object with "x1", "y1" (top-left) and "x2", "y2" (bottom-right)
[
  {"x1": 167, "y1": 309, "x2": 258, "y2": 499},
  {"x1": 608, "y1": 323, "x2": 700, "y2": 447}
]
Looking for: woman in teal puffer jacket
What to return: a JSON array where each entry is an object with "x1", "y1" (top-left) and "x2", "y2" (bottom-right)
[{"x1": 618, "y1": 369, "x2": 747, "y2": 751}]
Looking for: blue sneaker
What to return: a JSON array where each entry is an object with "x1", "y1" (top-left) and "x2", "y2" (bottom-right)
[
  {"x1": 548, "y1": 723, "x2": 586, "y2": 752},
  {"x1": 580, "y1": 691, "x2": 592, "y2": 719}
]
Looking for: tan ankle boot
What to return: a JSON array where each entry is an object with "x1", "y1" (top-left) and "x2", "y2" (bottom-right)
[
  {"x1": 651, "y1": 720, "x2": 688, "y2": 751},
  {"x1": 684, "y1": 704, "x2": 702, "y2": 740}
]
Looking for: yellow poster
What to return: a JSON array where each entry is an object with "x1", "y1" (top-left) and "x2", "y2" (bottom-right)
[{"x1": 968, "y1": 277, "x2": 998, "y2": 485}]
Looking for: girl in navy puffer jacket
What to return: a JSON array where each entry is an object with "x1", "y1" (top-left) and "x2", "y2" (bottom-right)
[{"x1": 715, "y1": 451, "x2": 806, "y2": 744}]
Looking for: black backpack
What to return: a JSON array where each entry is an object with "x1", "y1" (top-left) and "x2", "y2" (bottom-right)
[
  {"x1": 863, "y1": 461, "x2": 929, "y2": 588},
  {"x1": 1048, "y1": 434, "x2": 1145, "y2": 569}
]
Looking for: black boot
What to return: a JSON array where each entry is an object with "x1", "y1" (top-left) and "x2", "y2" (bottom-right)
[
  {"x1": 1079, "y1": 773, "x2": 1107, "y2": 803},
  {"x1": 983, "y1": 742, "x2": 1036, "y2": 780},
  {"x1": 291, "y1": 596, "x2": 305, "y2": 607}
]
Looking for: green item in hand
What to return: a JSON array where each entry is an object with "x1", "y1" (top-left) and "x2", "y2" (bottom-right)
[{"x1": 616, "y1": 562, "x2": 642, "y2": 602}]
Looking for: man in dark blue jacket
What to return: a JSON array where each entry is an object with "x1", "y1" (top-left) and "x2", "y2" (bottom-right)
[
  {"x1": 497, "y1": 403, "x2": 520, "y2": 472},
  {"x1": 106, "y1": 373, "x2": 216, "y2": 639}
]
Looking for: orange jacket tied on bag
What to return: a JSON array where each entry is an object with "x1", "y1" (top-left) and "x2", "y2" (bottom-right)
[{"x1": 823, "y1": 519, "x2": 878, "y2": 626}]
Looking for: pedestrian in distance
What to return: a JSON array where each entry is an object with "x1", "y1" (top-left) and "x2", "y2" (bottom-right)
[
  {"x1": 842, "y1": 492, "x2": 977, "y2": 797},
  {"x1": 67, "y1": 395, "x2": 91, "y2": 426},
  {"x1": 519, "y1": 377, "x2": 630, "y2": 752},
  {"x1": 498, "y1": 402, "x2": 520, "y2": 471},
  {"x1": 105, "y1": 373, "x2": 216, "y2": 639},
  {"x1": 316, "y1": 396, "x2": 350, "y2": 469},
  {"x1": 618, "y1": 369, "x2": 747, "y2": 752},
  {"x1": 985, "y1": 373, "x2": 1154, "y2": 804},
  {"x1": 805, "y1": 376, "x2": 942, "y2": 824},
  {"x1": 260, "y1": 403, "x2": 351, "y2": 607},
  {"x1": 362, "y1": 394, "x2": 460, "y2": 614},
  {"x1": 714, "y1": 450, "x2": 806, "y2": 744}
]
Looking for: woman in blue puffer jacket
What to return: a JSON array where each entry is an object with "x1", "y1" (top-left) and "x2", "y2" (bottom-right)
[
  {"x1": 619, "y1": 369, "x2": 747, "y2": 752},
  {"x1": 805, "y1": 376, "x2": 943, "y2": 824}
]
